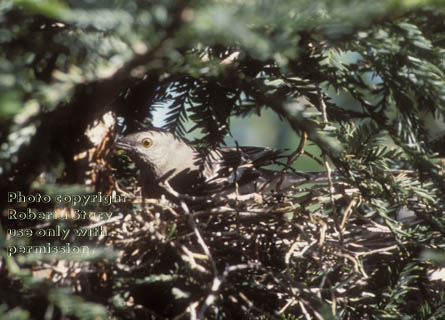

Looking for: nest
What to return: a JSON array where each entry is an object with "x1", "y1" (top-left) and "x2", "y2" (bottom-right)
[{"x1": 36, "y1": 175, "x2": 442, "y2": 320}]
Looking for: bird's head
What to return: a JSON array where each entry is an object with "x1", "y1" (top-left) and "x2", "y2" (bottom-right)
[{"x1": 115, "y1": 130, "x2": 199, "y2": 179}]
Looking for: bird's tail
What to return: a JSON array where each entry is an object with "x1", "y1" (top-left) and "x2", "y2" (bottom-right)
[{"x1": 242, "y1": 169, "x2": 337, "y2": 194}]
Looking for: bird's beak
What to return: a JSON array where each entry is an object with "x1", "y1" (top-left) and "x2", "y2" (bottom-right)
[{"x1": 114, "y1": 139, "x2": 132, "y2": 151}]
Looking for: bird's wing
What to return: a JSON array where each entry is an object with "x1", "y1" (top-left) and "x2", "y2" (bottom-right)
[
  {"x1": 196, "y1": 146, "x2": 288, "y2": 193},
  {"x1": 215, "y1": 146, "x2": 286, "y2": 167},
  {"x1": 236, "y1": 146, "x2": 287, "y2": 166}
]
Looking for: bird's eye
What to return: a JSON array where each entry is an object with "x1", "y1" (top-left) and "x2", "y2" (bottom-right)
[{"x1": 141, "y1": 138, "x2": 152, "y2": 148}]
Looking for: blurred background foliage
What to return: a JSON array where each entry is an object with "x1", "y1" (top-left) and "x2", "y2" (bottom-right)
[{"x1": 1, "y1": 0, "x2": 445, "y2": 319}]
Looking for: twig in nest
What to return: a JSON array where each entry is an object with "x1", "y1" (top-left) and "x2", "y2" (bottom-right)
[
  {"x1": 180, "y1": 201, "x2": 217, "y2": 275},
  {"x1": 318, "y1": 87, "x2": 342, "y2": 243},
  {"x1": 114, "y1": 180, "x2": 133, "y2": 198},
  {"x1": 160, "y1": 180, "x2": 262, "y2": 205},
  {"x1": 197, "y1": 263, "x2": 255, "y2": 319},
  {"x1": 340, "y1": 198, "x2": 359, "y2": 231},
  {"x1": 181, "y1": 245, "x2": 210, "y2": 274},
  {"x1": 285, "y1": 239, "x2": 317, "y2": 264},
  {"x1": 277, "y1": 131, "x2": 308, "y2": 191}
]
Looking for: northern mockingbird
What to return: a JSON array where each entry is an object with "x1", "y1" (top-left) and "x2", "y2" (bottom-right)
[{"x1": 115, "y1": 130, "x2": 328, "y2": 198}]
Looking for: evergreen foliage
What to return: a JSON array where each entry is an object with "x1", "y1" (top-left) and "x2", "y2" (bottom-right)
[{"x1": 1, "y1": 0, "x2": 444, "y2": 319}]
